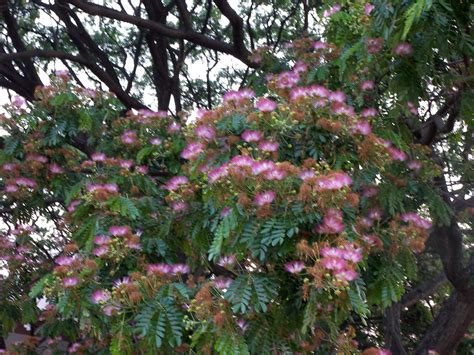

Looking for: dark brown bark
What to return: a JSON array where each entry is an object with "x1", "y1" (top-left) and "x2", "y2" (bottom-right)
[
  {"x1": 415, "y1": 291, "x2": 474, "y2": 354},
  {"x1": 383, "y1": 303, "x2": 408, "y2": 355}
]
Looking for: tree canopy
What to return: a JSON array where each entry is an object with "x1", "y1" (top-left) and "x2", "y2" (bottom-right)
[{"x1": 0, "y1": 0, "x2": 473, "y2": 354}]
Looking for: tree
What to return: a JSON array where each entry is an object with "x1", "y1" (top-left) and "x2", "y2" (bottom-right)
[{"x1": 0, "y1": 0, "x2": 473, "y2": 354}]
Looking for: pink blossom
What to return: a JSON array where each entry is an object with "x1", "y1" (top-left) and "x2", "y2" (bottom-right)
[
  {"x1": 360, "y1": 80, "x2": 375, "y2": 91},
  {"x1": 293, "y1": 61, "x2": 308, "y2": 74},
  {"x1": 230, "y1": 155, "x2": 254, "y2": 167},
  {"x1": 168, "y1": 121, "x2": 181, "y2": 133},
  {"x1": 55, "y1": 255, "x2": 77, "y2": 266},
  {"x1": 150, "y1": 137, "x2": 163, "y2": 145},
  {"x1": 5, "y1": 184, "x2": 18, "y2": 193},
  {"x1": 94, "y1": 235, "x2": 111, "y2": 245},
  {"x1": 113, "y1": 277, "x2": 131, "y2": 288},
  {"x1": 351, "y1": 120, "x2": 372, "y2": 135},
  {"x1": 147, "y1": 263, "x2": 172, "y2": 275},
  {"x1": 321, "y1": 247, "x2": 344, "y2": 258},
  {"x1": 309, "y1": 85, "x2": 330, "y2": 97},
  {"x1": 223, "y1": 88, "x2": 255, "y2": 104},
  {"x1": 401, "y1": 212, "x2": 432, "y2": 229},
  {"x1": 49, "y1": 163, "x2": 64, "y2": 174},
  {"x1": 26, "y1": 154, "x2": 48, "y2": 164},
  {"x1": 328, "y1": 91, "x2": 346, "y2": 103},
  {"x1": 317, "y1": 209, "x2": 345, "y2": 234},
  {"x1": 342, "y1": 248, "x2": 363, "y2": 263},
  {"x1": 264, "y1": 169, "x2": 286, "y2": 180},
  {"x1": 63, "y1": 277, "x2": 79, "y2": 288},
  {"x1": 136, "y1": 166, "x2": 148, "y2": 174},
  {"x1": 93, "y1": 245, "x2": 109, "y2": 257},
  {"x1": 255, "y1": 98, "x2": 277, "y2": 112},
  {"x1": 103, "y1": 305, "x2": 120, "y2": 316},
  {"x1": 67, "y1": 200, "x2": 81, "y2": 213},
  {"x1": 241, "y1": 130, "x2": 263, "y2": 143},
  {"x1": 394, "y1": 43, "x2": 413, "y2": 56},
  {"x1": 236, "y1": 319, "x2": 248, "y2": 332},
  {"x1": 164, "y1": 176, "x2": 189, "y2": 191},
  {"x1": 217, "y1": 255, "x2": 236, "y2": 267},
  {"x1": 220, "y1": 207, "x2": 232, "y2": 218},
  {"x1": 407, "y1": 101, "x2": 418, "y2": 115},
  {"x1": 251, "y1": 160, "x2": 275, "y2": 175},
  {"x1": 284, "y1": 261, "x2": 305, "y2": 273},
  {"x1": 408, "y1": 160, "x2": 422, "y2": 170},
  {"x1": 214, "y1": 277, "x2": 233, "y2": 289},
  {"x1": 299, "y1": 170, "x2": 315, "y2": 181},
  {"x1": 2, "y1": 163, "x2": 18, "y2": 172},
  {"x1": 91, "y1": 290, "x2": 110, "y2": 304},
  {"x1": 181, "y1": 142, "x2": 204, "y2": 160},
  {"x1": 91, "y1": 152, "x2": 107, "y2": 161},
  {"x1": 208, "y1": 165, "x2": 229, "y2": 183},
  {"x1": 109, "y1": 225, "x2": 131, "y2": 236},
  {"x1": 195, "y1": 125, "x2": 216, "y2": 140},
  {"x1": 171, "y1": 201, "x2": 188, "y2": 212},
  {"x1": 12, "y1": 96, "x2": 25, "y2": 108},
  {"x1": 323, "y1": 4, "x2": 341, "y2": 17},
  {"x1": 321, "y1": 256, "x2": 346, "y2": 270},
  {"x1": 255, "y1": 191, "x2": 276, "y2": 206},
  {"x1": 125, "y1": 239, "x2": 141, "y2": 250},
  {"x1": 315, "y1": 172, "x2": 352, "y2": 190},
  {"x1": 388, "y1": 147, "x2": 407, "y2": 161},
  {"x1": 334, "y1": 269, "x2": 358, "y2": 281},
  {"x1": 119, "y1": 159, "x2": 134, "y2": 169},
  {"x1": 171, "y1": 263, "x2": 190, "y2": 275},
  {"x1": 365, "y1": 3, "x2": 375, "y2": 15},
  {"x1": 103, "y1": 183, "x2": 119, "y2": 193},
  {"x1": 121, "y1": 130, "x2": 137, "y2": 144},
  {"x1": 276, "y1": 71, "x2": 300, "y2": 89},
  {"x1": 15, "y1": 177, "x2": 37, "y2": 188},
  {"x1": 313, "y1": 41, "x2": 328, "y2": 50},
  {"x1": 363, "y1": 186, "x2": 378, "y2": 198},
  {"x1": 361, "y1": 108, "x2": 377, "y2": 118},
  {"x1": 258, "y1": 140, "x2": 279, "y2": 152}
]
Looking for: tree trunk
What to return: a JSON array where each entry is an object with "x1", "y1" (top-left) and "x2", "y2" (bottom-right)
[
  {"x1": 384, "y1": 303, "x2": 408, "y2": 355},
  {"x1": 416, "y1": 291, "x2": 474, "y2": 354}
]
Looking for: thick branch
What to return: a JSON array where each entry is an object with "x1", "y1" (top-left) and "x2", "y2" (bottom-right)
[{"x1": 401, "y1": 273, "x2": 447, "y2": 309}]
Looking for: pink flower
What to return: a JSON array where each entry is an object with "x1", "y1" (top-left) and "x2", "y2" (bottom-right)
[
  {"x1": 5, "y1": 184, "x2": 18, "y2": 193},
  {"x1": 401, "y1": 212, "x2": 432, "y2": 229},
  {"x1": 321, "y1": 247, "x2": 344, "y2": 258},
  {"x1": 147, "y1": 263, "x2": 172, "y2": 275},
  {"x1": 104, "y1": 183, "x2": 119, "y2": 193},
  {"x1": 360, "y1": 80, "x2": 375, "y2": 91},
  {"x1": 251, "y1": 160, "x2": 275, "y2": 175},
  {"x1": 388, "y1": 147, "x2": 407, "y2": 161},
  {"x1": 49, "y1": 163, "x2": 64, "y2": 174},
  {"x1": 208, "y1": 165, "x2": 229, "y2": 183},
  {"x1": 150, "y1": 137, "x2": 163, "y2": 145},
  {"x1": 299, "y1": 170, "x2": 315, "y2": 181},
  {"x1": 408, "y1": 160, "x2": 422, "y2": 170},
  {"x1": 12, "y1": 96, "x2": 25, "y2": 108},
  {"x1": 334, "y1": 269, "x2": 358, "y2": 281},
  {"x1": 223, "y1": 88, "x2": 255, "y2": 104},
  {"x1": 361, "y1": 108, "x2": 377, "y2": 118},
  {"x1": 284, "y1": 261, "x2": 305, "y2": 273},
  {"x1": 26, "y1": 154, "x2": 48, "y2": 163},
  {"x1": 230, "y1": 155, "x2": 254, "y2": 167},
  {"x1": 214, "y1": 277, "x2": 233, "y2": 289},
  {"x1": 119, "y1": 159, "x2": 134, "y2": 169},
  {"x1": 164, "y1": 176, "x2": 189, "y2": 191},
  {"x1": 55, "y1": 256, "x2": 77, "y2": 266},
  {"x1": 241, "y1": 130, "x2": 263, "y2": 143},
  {"x1": 94, "y1": 235, "x2": 111, "y2": 245},
  {"x1": 342, "y1": 249, "x2": 363, "y2": 263},
  {"x1": 181, "y1": 142, "x2": 204, "y2": 160},
  {"x1": 67, "y1": 200, "x2": 81, "y2": 213},
  {"x1": 313, "y1": 41, "x2": 328, "y2": 50},
  {"x1": 255, "y1": 191, "x2": 276, "y2": 206},
  {"x1": 328, "y1": 91, "x2": 346, "y2": 103},
  {"x1": 93, "y1": 245, "x2": 109, "y2": 257},
  {"x1": 2, "y1": 163, "x2": 18, "y2": 172},
  {"x1": 171, "y1": 263, "x2": 190, "y2": 275},
  {"x1": 113, "y1": 277, "x2": 131, "y2": 288},
  {"x1": 323, "y1": 4, "x2": 341, "y2": 17},
  {"x1": 321, "y1": 256, "x2": 346, "y2": 270},
  {"x1": 91, "y1": 152, "x2": 107, "y2": 161},
  {"x1": 171, "y1": 201, "x2": 188, "y2": 212},
  {"x1": 103, "y1": 305, "x2": 120, "y2": 316},
  {"x1": 258, "y1": 140, "x2": 279, "y2": 152},
  {"x1": 109, "y1": 225, "x2": 131, "y2": 236},
  {"x1": 363, "y1": 186, "x2": 378, "y2": 198},
  {"x1": 315, "y1": 172, "x2": 352, "y2": 190},
  {"x1": 91, "y1": 290, "x2": 110, "y2": 304},
  {"x1": 264, "y1": 169, "x2": 286, "y2": 180},
  {"x1": 15, "y1": 177, "x2": 37, "y2": 188},
  {"x1": 276, "y1": 71, "x2": 300, "y2": 89},
  {"x1": 407, "y1": 101, "x2": 418, "y2": 115},
  {"x1": 365, "y1": 3, "x2": 375, "y2": 15},
  {"x1": 394, "y1": 43, "x2": 413, "y2": 56},
  {"x1": 317, "y1": 209, "x2": 345, "y2": 234},
  {"x1": 63, "y1": 277, "x2": 79, "y2": 288},
  {"x1": 136, "y1": 166, "x2": 148, "y2": 174},
  {"x1": 351, "y1": 120, "x2": 372, "y2": 135},
  {"x1": 121, "y1": 130, "x2": 137, "y2": 144},
  {"x1": 256, "y1": 98, "x2": 277, "y2": 112},
  {"x1": 236, "y1": 319, "x2": 248, "y2": 332},
  {"x1": 195, "y1": 125, "x2": 216, "y2": 140},
  {"x1": 168, "y1": 121, "x2": 181, "y2": 133},
  {"x1": 217, "y1": 255, "x2": 236, "y2": 267}
]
